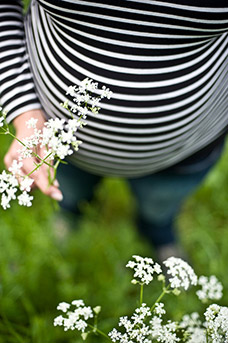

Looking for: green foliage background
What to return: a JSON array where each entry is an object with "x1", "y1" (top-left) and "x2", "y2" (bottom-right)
[
  {"x1": 0, "y1": 1, "x2": 228, "y2": 341},
  {"x1": 1, "y1": 128, "x2": 228, "y2": 343}
]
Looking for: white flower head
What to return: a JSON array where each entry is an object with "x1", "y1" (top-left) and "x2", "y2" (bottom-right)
[
  {"x1": 57, "y1": 302, "x2": 71, "y2": 313},
  {"x1": 72, "y1": 300, "x2": 85, "y2": 307},
  {"x1": 1, "y1": 193, "x2": 11, "y2": 210},
  {"x1": 163, "y1": 257, "x2": 198, "y2": 291},
  {"x1": 126, "y1": 255, "x2": 162, "y2": 285},
  {"x1": 17, "y1": 191, "x2": 33, "y2": 207},
  {"x1": 26, "y1": 117, "x2": 38, "y2": 129},
  {"x1": 109, "y1": 303, "x2": 152, "y2": 343},
  {"x1": 204, "y1": 304, "x2": 228, "y2": 342},
  {"x1": 8, "y1": 160, "x2": 23, "y2": 176},
  {"x1": 150, "y1": 316, "x2": 180, "y2": 343},
  {"x1": 196, "y1": 275, "x2": 223, "y2": 303},
  {"x1": 154, "y1": 303, "x2": 166, "y2": 317},
  {"x1": 66, "y1": 85, "x2": 77, "y2": 96},
  {"x1": 19, "y1": 177, "x2": 34, "y2": 192},
  {"x1": 54, "y1": 300, "x2": 94, "y2": 333}
]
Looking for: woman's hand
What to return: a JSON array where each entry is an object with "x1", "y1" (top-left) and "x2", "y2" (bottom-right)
[{"x1": 4, "y1": 109, "x2": 63, "y2": 201}]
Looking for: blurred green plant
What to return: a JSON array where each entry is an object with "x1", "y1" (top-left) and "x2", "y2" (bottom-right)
[
  {"x1": 0, "y1": 1, "x2": 226, "y2": 341},
  {"x1": 0, "y1": 116, "x2": 228, "y2": 342}
]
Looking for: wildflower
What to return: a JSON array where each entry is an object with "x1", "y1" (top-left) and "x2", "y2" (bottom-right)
[
  {"x1": 204, "y1": 304, "x2": 228, "y2": 342},
  {"x1": 196, "y1": 275, "x2": 223, "y2": 303},
  {"x1": 72, "y1": 300, "x2": 85, "y2": 307},
  {"x1": 126, "y1": 255, "x2": 162, "y2": 285},
  {"x1": 163, "y1": 257, "x2": 197, "y2": 291},
  {"x1": 150, "y1": 316, "x2": 180, "y2": 343},
  {"x1": 109, "y1": 303, "x2": 152, "y2": 343},
  {"x1": 79, "y1": 77, "x2": 98, "y2": 93},
  {"x1": 66, "y1": 85, "x2": 76, "y2": 96},
  {"x1": 0, "y1": 171, "x2": 19, "y2": 209},
  {"x1": 9, "y1": 160, "x2": 23, "y2": 176},
  {"x1": 17, "y1": 191, "x2": 33, "y2": 207},
  {"x1": 101, "y1": 85, "x2": 113, "y2": 99},
  {"x1": 54, "y1": 300, "x2": 94, "y2": 333},
  {"x1": 57, "y1": 302, "x2": 70, "y2": 313},
  {"x1": 1, "y1": 193, "x2": 11, "y2": 210},
  {"x1": 19, "y1": 177, "x2": 34, "y2": 192},
  {"x1": 154, "y1": 302, "x2": 166, "y2": 317},
  {"x1": 179, "y1": 313, "x2": 206, "y2": 343},
  {"x1": 26, "y1": 117, "x2": 38, "y2": 129}
]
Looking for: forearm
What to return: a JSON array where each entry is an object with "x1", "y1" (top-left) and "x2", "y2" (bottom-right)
[{"x1": 0, "y1": 0, "x2": 41, "y2": 122}]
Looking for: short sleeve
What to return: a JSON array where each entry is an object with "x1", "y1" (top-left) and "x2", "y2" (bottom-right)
[{"x1": 0, "y1": 0, "x2": 42, "y2": 122}]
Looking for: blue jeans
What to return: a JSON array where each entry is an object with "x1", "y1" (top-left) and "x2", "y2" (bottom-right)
[{"x1": 57, "y1": 142, "x2": 225, "y2": 247}]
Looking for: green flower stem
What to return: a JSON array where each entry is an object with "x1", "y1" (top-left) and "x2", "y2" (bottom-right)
[
  {"x1": 26, "y1": 152, "x2": 53, "y2": 177},
  {"x1": 87, "y1": 324, "x2": 110, "y2": 340},
  {"x1": 53, "y1": 159, "x2": 61, "y2": 181},
  {"x1": 150, "y1": 285, "x2": 170, "y2": 312},
  {"x1": 140, "y1": 284, "x2": 144, "y2": 306},
  {"x1": 2, "y1": 128, "x2": 53, "y2": 168}
]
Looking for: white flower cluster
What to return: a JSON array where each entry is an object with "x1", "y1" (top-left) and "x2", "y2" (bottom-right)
[
  {"x1": 53, "y1": 256, "x2": 228, "y2": 343},
  {"x1": 66, "y1": 77, "x2": 112, "y2": 116},
  {"x1": 150, "y1": 316, "x2": 180, "y2": 343},
  {"x1": 109, "y1": 303, "x2": 180, "y2": 343},
  {"x1": 163, "y1": 257, "x2": 198, "y2": 291},
  {"x1": 41, "y1": 117, "x2": 82, "y2": 160},
  {"x1": 196, "y1": 275, "x2": 223, "y2": 303},
  {"x1": 0, "y1": 78, "x2": 112, "y2": 210},
  {"x1": 204, "y1": 304, "x2": 228, "y2": 343},
  {"x1": 180, "y1": 313, "x2": 206, "y2": 343},
  {"x1": 126, "y1": 255, "x2": 162, "y2": 285},
  {"x1": 109, "y1": 303, "x2": 153, "y2": 343},
  {"x1": 0, "y1": 169, "x2": 33, "y2": 209},
  {"x1": 54, "y1": 300, "x2": 93, "y2": 332}
]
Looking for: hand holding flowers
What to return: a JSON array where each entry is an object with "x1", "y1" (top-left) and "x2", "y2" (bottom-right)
[{"x1": 0, "y1": 78, "x2": 112, "y2": 209}]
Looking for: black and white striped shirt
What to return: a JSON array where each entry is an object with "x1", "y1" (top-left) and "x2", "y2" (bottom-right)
[{"x1": 1, "y1": 0, "x2": 228, "y2": 176}]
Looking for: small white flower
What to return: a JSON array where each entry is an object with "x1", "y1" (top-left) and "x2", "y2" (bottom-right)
[
  {"x1": 57, "y1": 302, "x2": 71, "y2": 313},
  {"x1": 126, "y1": 255, "x2": 162, "y2": 285},
  {"x1": 72, "y1": 300, "x2": 85, "y2": 307},
  {"x1": 26, "y1": 118, "x2": 38, "y2": 129},
  {"x1": 54, "y1": 315, "x2": 64, "y2": 327},
  {"x1": 17, "y1": 191, "x2": 33, "y2": 207},
  {"x1": 101, "y1": 85, "x2": 113, "y2": 99},
  {"x1": 1, "y1": 193, "x2": 11, "y2": 210},
  {"x1": 204, "y1": 304, "x2": 228, "y2": 342},
  {"x1": 154, "y1": 303, "x2": 166, "y2": 317},
  {"x1": 8, "y1": 160, "x2": 23, "y2": 176},
  {"x1": 66, "y1": 85, "x2": 76, "y2": 96},
  {"x1": 54, "y1": 300, "x2": 94, "y2": 333},
  {"x1": 20, "y1": 177, "x2": 34, "y2": 192},
  {"x1": 196, "y1": 275, "x2": 223, "y2": 303},
  {"x1": 163, "y1": 257, "x2": 198, "y2": 291},
  {"x1": 75, "y1": 319, "x2": 87, "y2": 332}
]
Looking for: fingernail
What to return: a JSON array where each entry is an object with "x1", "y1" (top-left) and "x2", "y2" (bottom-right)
[
  {"x1": 53, "y1": 179, "x2": 60, "y2": 187},
  {"x1": 51, "y1": 192, "x2": 63, "y2": 201}
]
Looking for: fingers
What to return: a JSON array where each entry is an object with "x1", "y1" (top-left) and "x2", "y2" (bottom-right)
[
  {"x1": 4, "y1": 139, "x2": 63, "y2": 201},
  {"x1": 32, "y1": 148, "x2": 63, "y2": 201}
]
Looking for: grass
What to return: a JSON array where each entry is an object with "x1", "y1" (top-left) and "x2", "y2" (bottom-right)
[
  {"x1": 0, "y1": 123, "x2": 228, "y2": 342},
  {"x1": 0, "y1": 1, "x2": 227, "y2": 340}
]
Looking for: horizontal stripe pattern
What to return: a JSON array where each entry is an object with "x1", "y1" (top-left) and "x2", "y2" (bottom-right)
[
  {"x1": 0, "y1": 1, "x2": 41, "y2": 121},
  {"x1": 1, "y1": 0, "x2": 228, "y2": 176}
]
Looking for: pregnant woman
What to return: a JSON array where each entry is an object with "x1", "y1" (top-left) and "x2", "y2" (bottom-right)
[{"x1": 1, "y1": 0, "x2": 228, "y2": 259}]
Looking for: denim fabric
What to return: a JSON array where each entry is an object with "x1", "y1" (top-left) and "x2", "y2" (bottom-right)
[{"x1": 57, "y1": 141, "x2": 225, "y2": 246}]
